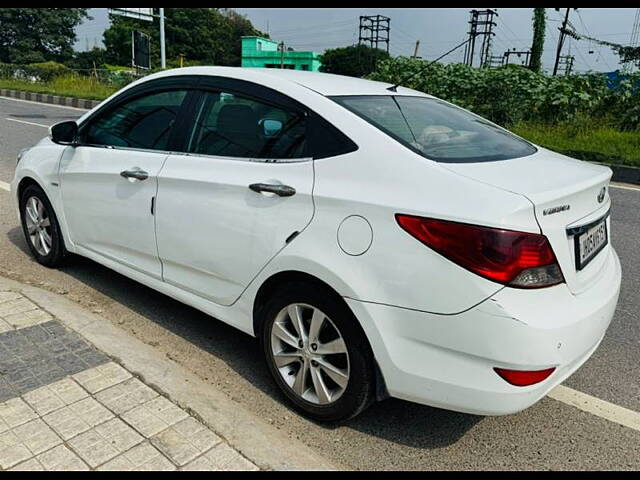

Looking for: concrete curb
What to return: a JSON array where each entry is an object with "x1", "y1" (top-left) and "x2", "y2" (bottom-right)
[
  {"x1": 0, "y1": 89, "x2": 100, "y2": 110},
  {"x1": 605, "y1": 163, "x2": 640, "y2": 186},
  {"x1": 0, "y1": 275, "x2": 340, "y2": 472}
]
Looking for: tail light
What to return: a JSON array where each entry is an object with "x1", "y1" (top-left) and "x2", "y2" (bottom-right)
[
  {"x1": 494, "y1": 367, "x2": 556, "y2": 387},
  {"x1": 395, "y1": 214, "x2": 564, "y2": 288}
]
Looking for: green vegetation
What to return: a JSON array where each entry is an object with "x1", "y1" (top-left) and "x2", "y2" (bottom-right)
[
  {"x1": 0, "y1": 74, "x2": 117, "y2": 101},
  {"x1": 0, "y1": 9, "x2": 90, "y2": 64},
  {"x1": 512, "y1": 120, "x2": 640, "y2": 167},
  {"x1": 369, "y1": 58, "x2": 640, "y2": 167},
  {"x1": 319, "y1": 44, "x2": 390, "y2": 78}
]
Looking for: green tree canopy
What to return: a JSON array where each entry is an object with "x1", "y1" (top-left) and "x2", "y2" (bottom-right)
[
  {"x1": 103, "y1": 8, "x2": 265, "y2": 68},
  {"x1": 319, "y1": 44, "x2": 391, "y2": 78},
  {"x1": 0, "y1": 8, "x2": 90, "y2": 64}
]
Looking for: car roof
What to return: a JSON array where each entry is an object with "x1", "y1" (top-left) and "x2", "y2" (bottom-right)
[{"x1": 144, "y1": 66, "x2": 431, "y2": 98}]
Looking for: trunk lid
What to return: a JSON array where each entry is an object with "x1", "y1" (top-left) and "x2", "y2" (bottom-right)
[{"x1": 440, "y1": 147, "x2": 613, "y2": 294}]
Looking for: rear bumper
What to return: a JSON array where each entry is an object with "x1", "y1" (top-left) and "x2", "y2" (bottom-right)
[{"x1": 347, "y1": 247, "x2": 621, "y2": 416}]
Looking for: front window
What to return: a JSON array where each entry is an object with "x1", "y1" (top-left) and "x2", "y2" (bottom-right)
[{"x1": 332, "y1": 95, "x2": 537, "y2": 163}]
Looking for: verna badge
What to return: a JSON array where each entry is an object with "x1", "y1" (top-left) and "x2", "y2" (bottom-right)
[
  {"x1": 543, "y1": 204, "x2": 570, "y2": 216},
  {"x1": 597, "y1": 187, "x2": 606, "y2": 204}
]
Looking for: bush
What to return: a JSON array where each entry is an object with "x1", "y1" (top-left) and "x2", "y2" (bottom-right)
[
  {"x1": 368, "y1": 58, "x2": 640, "y2": 130},
  {"x1": 0, "y1": 61, "x2": 71, "y2": 82}
]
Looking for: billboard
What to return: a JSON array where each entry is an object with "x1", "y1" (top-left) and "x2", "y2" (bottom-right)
[
  {"x1": 132, "y1": 30, "x2": 151, "y2": 69},
  {"x1": 110, "y1": 8, "x2": 154, "y2": 22}
]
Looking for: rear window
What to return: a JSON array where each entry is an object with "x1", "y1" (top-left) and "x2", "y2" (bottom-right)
[{"x1": 332, "y1": 95, "x2": 537, "y2": 163}]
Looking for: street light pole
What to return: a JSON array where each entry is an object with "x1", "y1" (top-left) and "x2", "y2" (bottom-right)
[{"x1": 159, "y1": 8, "x2": 166, "y2": 69}]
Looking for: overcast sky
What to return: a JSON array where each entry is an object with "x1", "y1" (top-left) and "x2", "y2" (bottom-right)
[{"x1": 75, "y1": 8, "x2": 639, "y2": 74}]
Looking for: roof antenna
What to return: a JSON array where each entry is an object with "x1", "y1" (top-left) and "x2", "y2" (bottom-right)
[{"x1": 387, "y1": 37, "x2": 472, "y2": 92}]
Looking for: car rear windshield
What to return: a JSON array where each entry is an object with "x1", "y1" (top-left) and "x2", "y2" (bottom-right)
[{"x1": 331, "y1": 95, "x2": 537, "y2": 163}]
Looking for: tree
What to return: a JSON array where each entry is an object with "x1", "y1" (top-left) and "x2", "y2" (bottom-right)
[
  {"x1": 319, "y1": 44, "x2": 390, "y2": 78},
  {"x1": 0, "y1": 8, "x2": 90, "y2": 64},
  {"x1": 103, "y1": 8, "x2": 265, "y2": 68},
  {"x1": 529, "y1": 8, "x2": 546, "y2": 73}
]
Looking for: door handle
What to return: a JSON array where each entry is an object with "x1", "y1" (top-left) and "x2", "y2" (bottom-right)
[
  {"x1": 120, "y1": 168, "x2": 149, "y2": 181},
  {"x1": 249, "y1": 183, "x2": 296, "y2": 197}
]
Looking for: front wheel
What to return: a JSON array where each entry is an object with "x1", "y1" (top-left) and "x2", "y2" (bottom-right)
[
  {"x1": 19, "y1": 184, "x2": 67, "y2": 268},
  {"x1": 261, "y1": 283, "x2": 376, "y2": 422}
]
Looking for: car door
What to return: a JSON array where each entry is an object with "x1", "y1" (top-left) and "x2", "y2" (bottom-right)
[
  {"x1": 155, "y1": 82, "x2": 314, "y2": 305},
  {"x1": 59, "y1": 85, "x2": 193, "y2": 279}
]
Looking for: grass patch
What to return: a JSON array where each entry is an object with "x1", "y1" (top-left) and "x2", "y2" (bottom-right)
[
  {"x1": 0, "y1": 75, "x2": 118, "y2": 101},
  {"x1": 511, "y1": 120, "x2": 640, "y2": 167}
]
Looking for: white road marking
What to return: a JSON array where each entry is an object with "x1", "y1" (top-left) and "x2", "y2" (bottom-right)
[
  {"x1": 549, "y1": 385, "x2": 640, "y2": 433},
  {"x1": 5, "y1": 117, "x2": 49, "y2": 128},
  {"x1": 0, "y1": 181, "x2": 10, "y2": 192},
  {"x1": 0, "y1": 94, "x2": 90, "y2": 111},
  {"x1": 610, "y1": 182, "x2": 640, "y2": 192}
]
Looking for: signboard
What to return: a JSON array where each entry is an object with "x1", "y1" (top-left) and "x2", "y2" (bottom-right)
[
  {"x1": 132, "y1": 30, "x2": 151, "y2": 69},
  {"x1": 110, "y1": 8, "x2": 154, "y2": 22}
]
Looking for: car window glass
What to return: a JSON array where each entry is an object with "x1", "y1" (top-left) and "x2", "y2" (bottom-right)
[
  {"x1": 84, "y1": 90, "x2": 188, "y2": 151},
  {"x1": 188, "y1": 91, "x2": 306, "y2": 159},
  {"x1": 333, "y1": 95, "x2": 537, "y2": 163}
]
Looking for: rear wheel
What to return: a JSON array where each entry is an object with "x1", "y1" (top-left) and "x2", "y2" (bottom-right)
[
  {"x1": 19, "y1": 184, "x2": 67, "y2": 268},
  {"x1": 261, "y1": 282, "x2": 375, "y2": 422}
]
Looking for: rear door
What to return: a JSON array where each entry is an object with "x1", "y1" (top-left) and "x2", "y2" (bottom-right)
[{"x1": 155, "y1": 80, "x2": 315, "y2": 305}]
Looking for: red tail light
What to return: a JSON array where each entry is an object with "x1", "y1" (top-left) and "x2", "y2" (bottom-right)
[
  {"x1": 395, "y1": 215, "x2": 564, "y2": 288},
  {"x1": 494, "y1": 367, "x2": 556, "y2": 387}
]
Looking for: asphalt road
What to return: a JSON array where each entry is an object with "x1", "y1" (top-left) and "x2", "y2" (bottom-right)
[{"x1": 1, "y1": 96, "x2": 639, "y2": 470}]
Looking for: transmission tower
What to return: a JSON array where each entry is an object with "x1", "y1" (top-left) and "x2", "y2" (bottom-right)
[
  {"x1": 463, "y1": 9, "x2": 498, "y2": 67},
  {"x1": 358, "y1": 15, "x2": 391, "y2": 53}
]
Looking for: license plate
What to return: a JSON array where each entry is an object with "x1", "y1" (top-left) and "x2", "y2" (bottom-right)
[{"x1": 575, "y1": 218, "x2": 608, "y2": 270}]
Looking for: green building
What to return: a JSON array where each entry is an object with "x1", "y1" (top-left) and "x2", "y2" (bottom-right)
[{"x1": 241, "y1": 36, "x2": 322, "y2": 72}]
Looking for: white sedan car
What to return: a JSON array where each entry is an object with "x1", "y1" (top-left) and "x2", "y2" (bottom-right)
[{"x1": 12, "y1": 67, "x2": 621, "y2": 422}]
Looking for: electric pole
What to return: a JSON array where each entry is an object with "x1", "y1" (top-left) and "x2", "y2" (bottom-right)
[
  {"x1": 412, "y1": 40, "x2": 421, "y2": 59},
  {"x1": 358, "y1": 15, "x2": 391, "y2": 53},
  {"x1": 464, "y1": 9, "x2": 498, "y2": 67},
  {"x1": 553, "y1": 8, "x2": 575, "y2": 76},
  {"x1": 279, "y1": 41, "x2": 285, "y2": 69},
  {"x1": 159, "y1": 8, "x2": 166, "y2": 69}
]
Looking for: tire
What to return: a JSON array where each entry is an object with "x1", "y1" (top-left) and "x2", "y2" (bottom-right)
[
  {"x1": 261, "y1": 281, "x2": 376, "y2": 422},
  {"x1": 19, "y1": 183, "x2": 67, "y2": 268}
]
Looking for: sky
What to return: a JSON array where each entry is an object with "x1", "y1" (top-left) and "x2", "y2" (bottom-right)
[{"x1": 74, "y1": 8, "x2": 639, "y2": 74}]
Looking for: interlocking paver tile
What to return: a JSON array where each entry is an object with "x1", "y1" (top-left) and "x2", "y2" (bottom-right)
[
  {"x1": 73, "y1": 362, "x2": 131, "y2": 394},
  {"x1": 182, "y1": 443, "x2": 259, "y2": 471},
  {"x1": 95, "y1": 377, "x2": 157, "y2": 415},
  {"x1": 0, "y1": 291, "x2": 22, "y2": 304},
  {"x1": 151, "y1": 417, "x2": 222, "y2": 466},
  {"x1": 0, "y1": 297, "x2": 38, "y2": 318},
  {"x1": 0, "y1": 397, "x2": 38, "y2": 428},
  {"x1": 122, "y1": 396, "x2": 189, "y2": 437},
  {"x1": 11, "y1": 418, "x2": 61, "y2": 455},
  {"x1": 47, "y1": 378, "x2": 89, "y2": 405},
  {"x1": 98, "y1": 441, "x2": 176, "y2": 471},
  {"x1": 3, "y1": 309, "x2": 52, "y2": 329},
  {"x1": 67, "y1": 428, "x2": 120, "y2": 468},
  {"x1": 37, "y1": 444, "x2": 89, "y2": 471},
  {"x1": 10, "y1": 457, "x2": 44, "y2": 471},
  {"x1": 0, "y1": 319, "x2": 12, "y2": 334},
  {"x1": 0, "y1": 430, "x2": 31, "y2": 470}
]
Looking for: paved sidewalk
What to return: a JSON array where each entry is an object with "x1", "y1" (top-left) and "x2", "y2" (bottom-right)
[{"x1": 0, "y1": 290, "x2": 259, "y2": 471}]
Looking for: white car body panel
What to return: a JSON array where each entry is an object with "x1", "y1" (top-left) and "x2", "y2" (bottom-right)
[
  {"x1": 155, "y1": 153, "x2": 315, "y2": 305},
  {"x1": 11, "y1": 66, "x2": 622, "y2": 416}
]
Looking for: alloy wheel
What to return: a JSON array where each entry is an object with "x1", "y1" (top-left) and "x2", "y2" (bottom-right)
[
  {"x1": 24, "y1": 196, "x2": 52, "y2": 257},
  {"x1": 270, "y1": 303, "x2": 350, "y2": 405}
]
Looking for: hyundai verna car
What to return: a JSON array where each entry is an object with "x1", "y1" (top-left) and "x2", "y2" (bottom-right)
[{"x1": 12, "y1": 67, "x2": 621, "y2": 422}]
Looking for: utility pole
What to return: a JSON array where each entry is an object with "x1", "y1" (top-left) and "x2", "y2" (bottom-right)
[
  {"x1": 553, "y1": 8, "x2": 575, "y2": 76},
  {"x1": 358, "y1": 15, "x2": 391, "y2": 53},
  {"x1": 159, "y1": 8, "x2": 166, "y2": 69},
  {"x1": 412, "y1": 40, "x2": 421, "y2": 59},
  {"x1": 504, "y1": 48, "x2": 532, "y2": 67},
  {"x1": 464, "y1": 9, "x2": 498, "y2": 67}
]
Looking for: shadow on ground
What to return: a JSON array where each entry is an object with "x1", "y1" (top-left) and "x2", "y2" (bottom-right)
[{"x1": 7, "y1": 226, "x2": 482, "y2": 450}]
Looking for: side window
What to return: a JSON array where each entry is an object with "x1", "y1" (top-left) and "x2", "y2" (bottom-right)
[
  {"x1": 84, "y1": 90, "x2": 188, "y2": 151},
  {"x1": 188, "y1": 91, "x2": 307, "y2": 159}
]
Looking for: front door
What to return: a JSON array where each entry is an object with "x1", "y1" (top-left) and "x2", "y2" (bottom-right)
[{"x1": 60, "y1": 88, "x2": 190, "y2": 279}]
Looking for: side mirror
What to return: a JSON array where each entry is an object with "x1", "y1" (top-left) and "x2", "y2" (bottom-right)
[
  {"x1": 50, "y1": 121, "x2": 78, "y2": 145},
  {"x1": 260, "y1": 119, "x2": 283, "y2": 138}
]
